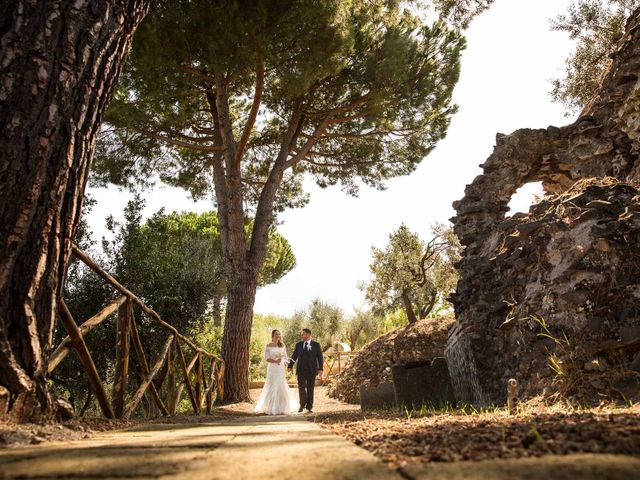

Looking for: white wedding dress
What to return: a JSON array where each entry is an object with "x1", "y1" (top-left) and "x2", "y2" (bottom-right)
[{"x1": 254, "y1": 345, "x2": 299, "y2": 415}]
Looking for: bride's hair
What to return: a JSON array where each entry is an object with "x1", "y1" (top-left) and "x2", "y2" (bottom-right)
[{"x1": 271, "y1": 329, "x2": 284, "y2": 348}]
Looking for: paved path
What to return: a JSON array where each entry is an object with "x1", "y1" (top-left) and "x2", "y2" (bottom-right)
[{"x1": 0, "y1": 415, "x2": 401, "y2": 479}]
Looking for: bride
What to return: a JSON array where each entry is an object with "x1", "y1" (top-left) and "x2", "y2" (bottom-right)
[{"x1": 254, "y1": 330, "x2": 299, "y2": 415}]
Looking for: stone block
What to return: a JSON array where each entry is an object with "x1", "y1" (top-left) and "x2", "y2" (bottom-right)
[
  {"x1": 391, "y1": 357, "x2": 456, "y2": 409},
  {"x1": 359, "y1": 383, "x2": 396, "y2": 410}
]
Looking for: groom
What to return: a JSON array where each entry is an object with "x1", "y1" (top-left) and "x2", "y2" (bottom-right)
[{"x1": 288, "y1": 328, "x2": 323, "y2": 413}]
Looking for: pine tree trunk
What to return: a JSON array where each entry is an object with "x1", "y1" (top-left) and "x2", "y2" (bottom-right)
[
  {"x1": 220, "y1": 269, "x2": 258, "y2": 403},
  {"x1": 0, "y1": 0, "x2": 148, "y2": 420}
]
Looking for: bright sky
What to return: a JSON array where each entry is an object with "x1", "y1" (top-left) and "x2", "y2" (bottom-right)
[{"x1": 87, "y1": 0, "x2": 578, "y2": 318}]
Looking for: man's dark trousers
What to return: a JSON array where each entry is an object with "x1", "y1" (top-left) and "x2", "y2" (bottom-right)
[
  {"x1": 288, "y1": 339, "x2": 323, "y2": 411},
  {"x1": 298, "y1": 371, "x2": 316, "y2": 411}
]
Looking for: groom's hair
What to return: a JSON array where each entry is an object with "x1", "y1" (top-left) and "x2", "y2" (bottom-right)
[{"x1": 302, "y1": 328, "x2": 311, "y2": 335}]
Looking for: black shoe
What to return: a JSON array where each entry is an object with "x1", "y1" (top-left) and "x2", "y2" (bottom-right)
[
  {"x1": 306, "y1": 408, "x2": 313, "y2": 413},
  {"x1": 298, "y1": 406, "x2": 304, "y2": 413}
]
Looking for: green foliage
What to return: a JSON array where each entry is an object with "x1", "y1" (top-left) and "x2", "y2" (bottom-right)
[
  {"x1": 432, "y1": 0, "x2": 494, "y2": 28},
  {"x1": 362, "y1": 222, "x2": 460, "y2": 323},
  {"x1": 378, "y1": 308, "x2": 410, "y2": 333},
  {"x1": 102, "y1": 197, "x2": 296, "y2": 328},
  {"x1": 550, "y1": 0, "x2": 640, "y2": 113},
  {"x1": 191, "y1": 321, "x2": 224, "y2": 357},
  {"x1": 282, "y1": 310, "x2": 305, "y2": 353},
  {"x1": 344, "y1": 308, "x2": 379, "y2": 349},
  {"x1": 94, "y1": 0, "x2": 466, "y2": 204},
  {"x1": 281, "y1": 298, "x2": 346, "y2": 351},
  {"x1": 103, "y1": 197, "x2": 224, "y2": 332}
]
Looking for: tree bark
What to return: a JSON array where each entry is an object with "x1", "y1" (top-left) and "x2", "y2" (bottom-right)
[
  {"x1": 207, "y1": 77, "x2": 301, "y2": 403},
  {"x1": 219, "y1": 268, "x2": 258, "y2": 403},
  {"x1": 419, "y1": 290, "x2": 438, "y2": 320},
  {"x1": 0, "y1": 0, "x2": 149, "y2": 420},
  {"x1": 401, "y1": 291, "x2": 418, "y2": 324}
]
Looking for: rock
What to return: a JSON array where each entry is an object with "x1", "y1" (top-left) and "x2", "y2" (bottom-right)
[
  {"x1": 0, "y1": 386, "x2": 8, "y2": 418},
  {"x1": 612, "y1": 376, "x2": 640, "y2": 401},
  {"x1": 359, "y1": 383, "x2": 396, "y2": 410},
  {"x1": 620, "y1": 325, "x2": 640, "y2": 344},
  {"x1": 584, "y1": 359, "x2": 609, "y2": 372},
  {"x1": 445, "y1": 6, "x2": 640, "y2": 407},
  {"x1": 391, "y1": 357, "x2": 456, "y2": 409},
  {"x1": 328, "y1": 317, "x2": 454, "y2": 404},
  {"x1": 55, "y1": 397, "x2": 75, "y2": 421}
]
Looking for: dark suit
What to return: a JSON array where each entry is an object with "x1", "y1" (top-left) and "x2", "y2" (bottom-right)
[{"x1": 288, "y1": 340, "x2": 323, "y2": 410}]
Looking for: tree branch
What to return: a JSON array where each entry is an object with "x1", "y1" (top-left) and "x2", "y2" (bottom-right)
[
  {"x1": 304, "y1": 93, "x2": 371, "y2": 117},
  {"x1": 284, "y1": 118, "x2": 331, "y2": 169},
  {"x1": 248, "y1": 99, "x2": 305, "y2": 269},
  {"x1": 214, "y1": 76, "x2": 239, "y2": 172},
  {"x1": 235, "y1": 53, "x2": 264, "y2": 166},
  {"x1": 131, "y1": 127, "x2": 225, "y2": 153},
  {"x1": 178, "y1": 65, "x2": 216, "y2": 84}
]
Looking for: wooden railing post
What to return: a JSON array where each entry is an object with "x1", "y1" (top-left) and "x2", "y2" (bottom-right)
[
  {"x1": 176, "y1": 341, "x2": 200, "y2": 415},
  {"x1": 194, "y1": 351, "x2": 203, "y2": 411},
  {"x1": 122, "y1": 335, "x2": 174, "y2": 420},
  {"x1": 49, "y1": 295, "x2": 127, "y2": 373},
  {"x1": 205, "y1": 357, "x2": 215, "y2": 414},
  {"x1": 112, "y1": 298, "x2": 132, "y2": 418},
  {"x1": 167, "y1": 338, "x2": 176, "y2": 414},
  {"x1": 216, "y1": 361, "x2": 225, "y2": 402},
  {"x1": 199, "y1": 353, "x2": 209, "y2": 412},
  {"x1": 58, "y1": 301, "x2": 115, "y2": 419},
  {"x1": 129, "y1": 313, "x2": 169, "y2": 416}
]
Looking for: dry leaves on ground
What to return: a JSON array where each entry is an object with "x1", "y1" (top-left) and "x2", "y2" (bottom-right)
[{"x1": 315, "y1": 403, "x2": 640, "y2": 467}]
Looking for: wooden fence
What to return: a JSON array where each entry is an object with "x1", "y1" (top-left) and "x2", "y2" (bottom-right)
[
  {"x1": 49, "y1": 245, "x2": 225, "y2": 420},
  {"x1": 323, "y1": 351, "x2": 358, "y2": 383}
]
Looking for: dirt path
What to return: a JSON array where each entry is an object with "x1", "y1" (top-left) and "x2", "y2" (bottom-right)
[{"x1": 0, "y1": 415, "x2": 400, "y2": 479}]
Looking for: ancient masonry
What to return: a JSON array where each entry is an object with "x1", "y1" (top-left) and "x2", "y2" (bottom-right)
[{"x1": 447, "y1": 8, "x2": 640, "y2": 406}]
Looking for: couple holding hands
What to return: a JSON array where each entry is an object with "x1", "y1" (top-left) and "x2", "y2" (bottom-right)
[{"x1": 254, "y1": 328, "x2": 323, "y2": 415}]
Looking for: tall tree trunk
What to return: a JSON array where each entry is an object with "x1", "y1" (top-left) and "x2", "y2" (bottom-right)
[
  {"x1": 220, "y1": 268, "x2": 258, "y2": 403},
  {"x1": 0, "y1": 0, "x2": 148, "y2": 420},
  {"x1": 401, "y1": 291, "x2": 418, "y2": 324}
]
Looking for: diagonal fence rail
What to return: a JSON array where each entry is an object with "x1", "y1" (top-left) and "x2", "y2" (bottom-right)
[{"x1": 50, "y1": 245, "x2": 224, "y2": 420}]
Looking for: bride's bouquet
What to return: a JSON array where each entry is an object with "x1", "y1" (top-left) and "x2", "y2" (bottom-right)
[{"x1": 270, "y1": 350, "x2": 291, "y2": 365}]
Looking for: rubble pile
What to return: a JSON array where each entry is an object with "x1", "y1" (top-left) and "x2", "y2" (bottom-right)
[{"x1": 328, "y1": 317, "x2": 453, "y2": 404}]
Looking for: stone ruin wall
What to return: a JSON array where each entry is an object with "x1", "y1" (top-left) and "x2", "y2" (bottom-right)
[{"x1": 446, "y1": 8, "x2": 640, "y2": 406}]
